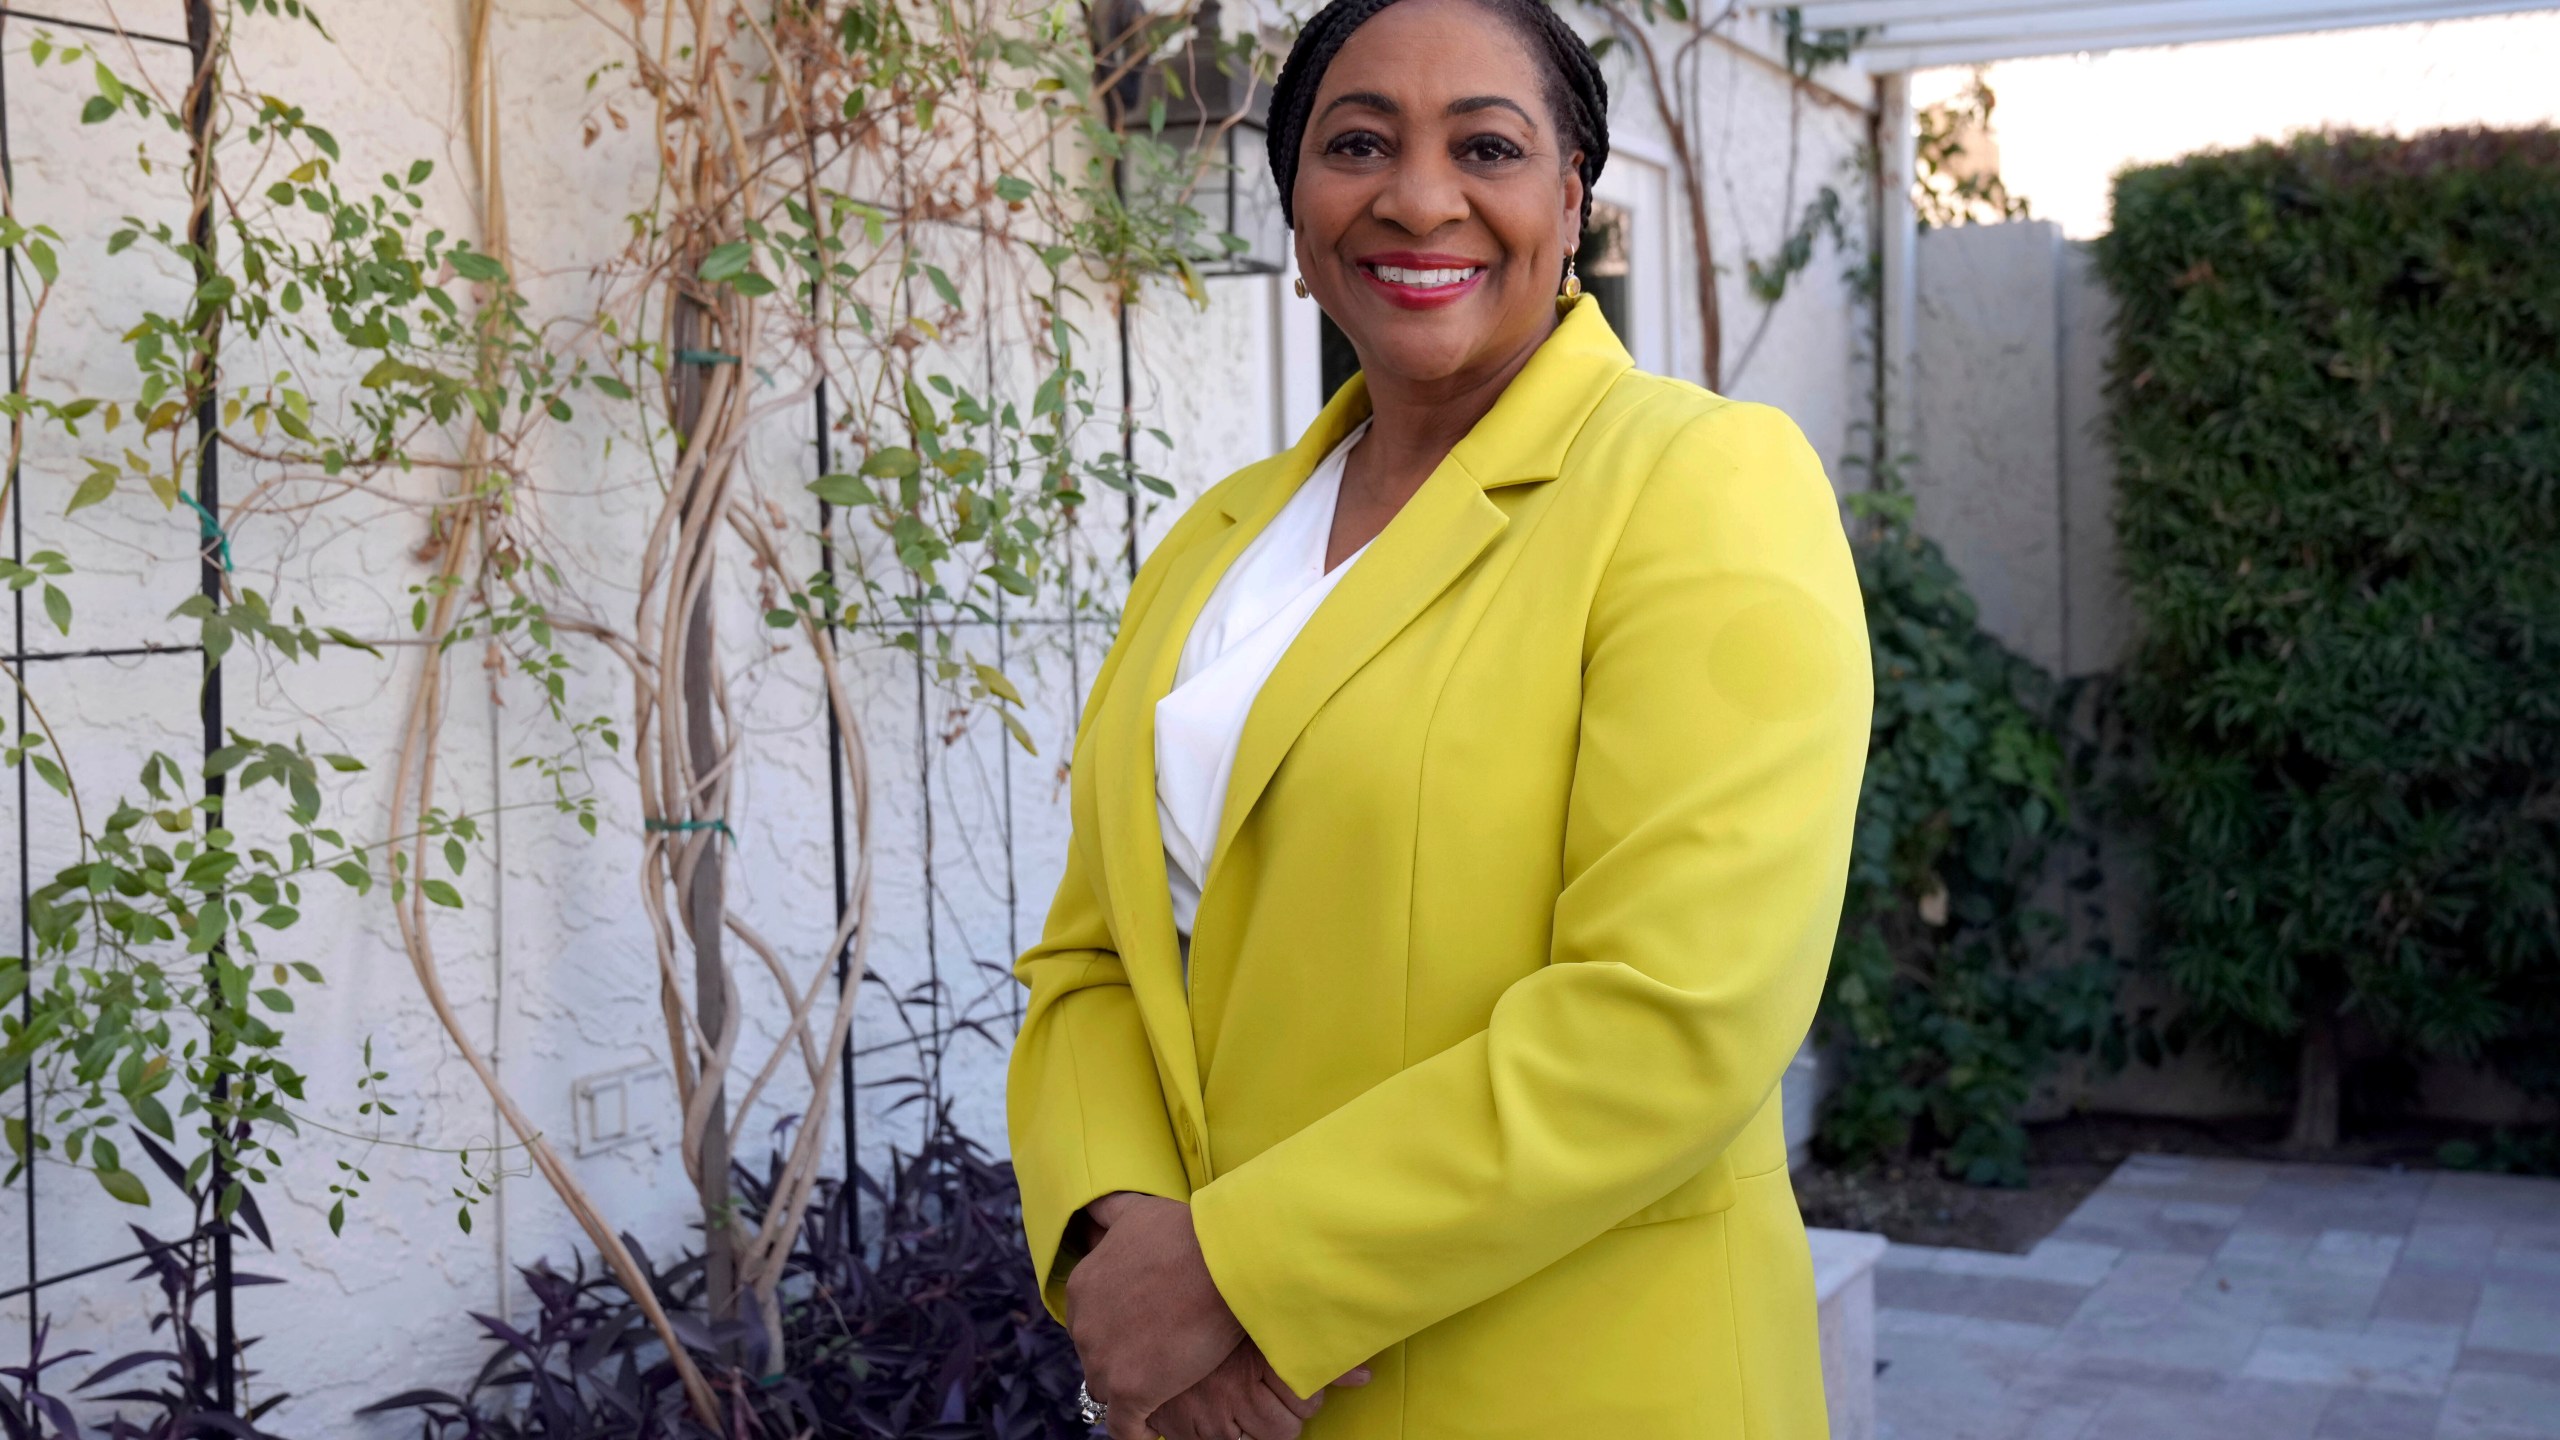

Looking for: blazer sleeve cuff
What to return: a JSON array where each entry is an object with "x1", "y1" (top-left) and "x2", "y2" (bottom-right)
[
  {"x1": 1009, "y1": 979, "x2": 1194, "y2": 1323},
  {"x1": 1192, "y1": 1168, "x2": 1362, "y2": 1399}
]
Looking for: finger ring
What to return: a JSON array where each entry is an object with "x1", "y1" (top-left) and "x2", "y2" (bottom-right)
[{"x1": 1076, "y1": 1381, "x2": 1107, "y2": 1425}]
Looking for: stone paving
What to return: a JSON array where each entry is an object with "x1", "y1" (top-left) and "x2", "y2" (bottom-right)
[{"x1": 1873, "y1": 1153, "x2": 2560, "y2": 1439}]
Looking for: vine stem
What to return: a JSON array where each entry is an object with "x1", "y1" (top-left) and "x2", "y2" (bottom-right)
[
  {"x1": 0, "y1": 662, "x2": 88, "y2": 863},
  {"x1": 378, "y1": 0, "x2": 726, "y2": 1422},
  {"x1": 1594, "y1": 0, "x2": 1723, "y2": 388}
]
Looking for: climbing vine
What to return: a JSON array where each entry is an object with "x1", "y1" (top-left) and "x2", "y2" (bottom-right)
[{"x1": 0, "y1": 0, "x2": 1226, "y2": 1420}]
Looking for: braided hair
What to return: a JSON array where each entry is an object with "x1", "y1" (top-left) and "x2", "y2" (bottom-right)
[{"x1": 1265, "y1": 0, "x2": 1610, "y2": 248}]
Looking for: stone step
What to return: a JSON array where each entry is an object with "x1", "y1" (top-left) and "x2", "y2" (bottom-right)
[{"x1": 1811, "y1": 1226, "x2": 1890, "y2": 1440}]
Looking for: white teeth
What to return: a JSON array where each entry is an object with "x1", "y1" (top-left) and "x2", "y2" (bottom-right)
[{"x1": 1370, "y1": 264, "x2": 1481, "y2": 288}]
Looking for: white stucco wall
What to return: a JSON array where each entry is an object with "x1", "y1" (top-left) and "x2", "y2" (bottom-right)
[{"x1": 0, "y1": 3, "x2": 1874, "y2": 1430}]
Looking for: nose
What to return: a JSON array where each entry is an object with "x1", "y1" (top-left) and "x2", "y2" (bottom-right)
[{"x1": 1370, "y1": 147, "x2": 1468, "y2": 237}]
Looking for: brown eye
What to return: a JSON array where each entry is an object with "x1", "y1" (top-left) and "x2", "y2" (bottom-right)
[
  {"x1": 1458, "y1": 134, "x2": 1525, "y2": 164},
  {"x1": 1325, "y1": 130, "x2": 1390, "y2": 159}
]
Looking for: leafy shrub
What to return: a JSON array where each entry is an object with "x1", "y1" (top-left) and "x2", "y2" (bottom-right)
[
  {"x1": 2096, "y1": 128, "x2": 2560, "y2": 1145},
  {"x1": 2437, "y1": 1127, "x2": 2560, "y2": 1177},
  {"x1": 1816, "y1": 491, "x2": 2122, "y2": 1186},
  {"x1": 365, "y1": 1112, "x2": 1086, "y2": 1439}
]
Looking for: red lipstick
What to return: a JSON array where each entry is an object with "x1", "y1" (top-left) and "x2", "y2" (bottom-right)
[{"x1": 1355, "y1": 251, "x2": 1490, "y2": 311}]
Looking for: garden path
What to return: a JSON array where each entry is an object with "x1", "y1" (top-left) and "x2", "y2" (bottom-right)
[{"x1": 1874, "y1": 1153, "x2": 2560, "y2": 1439}]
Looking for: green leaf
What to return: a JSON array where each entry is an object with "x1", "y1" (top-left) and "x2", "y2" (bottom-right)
[
  {"x1": 698, "y1": 242, "x2": 754, "y2": 282},
  {"x1": 81, "y1": 95, "x2": 115, "y2": 125},
  {"x1": 808, "y1": 473, "x2": 878, "y2": 507},
  {"x1": 591, "y1": 375, "x2": 634, "y2": 401},
  {"x1": 95, "y1": 1166, "x2": 149, "y2": 1206},
  {"x1": 323, "y1": 626, "x2": 383, "y2": 657},
  {"x1": 860, "y1": 447, "x2": 919, "y2": 480},
  {"x1": 729, "y1": 271, "x2": 777, "y2": 298},
  {"x1": 331, "y1": 860, "x2": 372, "y2": 895},
  {"x1": 448, "y1": 249, "x2": 506, "y2": 282},
  {"x1": 993, "y1": 175, "x2": 1034, "y2": 203},
  {"x1": 361, "y1": 357, "x2": 435, "y2": 389},
  {"x1": 42, "y1": 584, "x2": 70, "y2": 636},
  {"x1": 67, "y1": 470, "x2": 113, "y2": 514},
  {"x1": 422, "y1": 879, "x2": 463, "y2": 909},
  {"x1": 972, "y1": 663, "x2": 1025, "y2": 706},
  {"x1": 132, "y1": 1093, "x2": 175, "y2": 1141},
  {"x1": 408, "y1": 158, "x2": 433, "y2": 185},
  {"x1": 999, "y1": 709, "x2": 1038, "y2": 756},
  {"x1": 256, "y1": 987, "x2": 295, "y2": 1013}
]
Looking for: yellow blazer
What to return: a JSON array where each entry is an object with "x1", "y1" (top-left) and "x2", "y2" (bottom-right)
[{"x1": 1007, "y1": 298, "x2": 1871, "y2": 1438}]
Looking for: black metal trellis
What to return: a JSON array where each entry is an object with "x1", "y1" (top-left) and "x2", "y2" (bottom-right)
[
  {"x1": 815, "y1": 352, "x2": 863, "y2": 1222},
  {"x1": 3, "y1": 0, "x2": 1057, "y2": 1414},
  {"x1": 0, "y1": 0, "x2": 234, "y2": 1412}
]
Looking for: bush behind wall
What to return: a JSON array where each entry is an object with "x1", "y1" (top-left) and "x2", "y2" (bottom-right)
[
  {"x1": 1817, "y1": 490, "x2": 2123, "y2": 1187},
  {"x1": 2096, "y1": 127, "x2": 2560, "y2": 1145}
]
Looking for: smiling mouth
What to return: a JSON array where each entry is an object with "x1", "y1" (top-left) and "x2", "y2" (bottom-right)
[{"x1": 1362, "y1": 263, "x2": 1485, "y2": 289}]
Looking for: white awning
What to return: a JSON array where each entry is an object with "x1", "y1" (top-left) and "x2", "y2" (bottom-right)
[{"x1": 1757, "y1": 0, "x2": 2560, "y2": 70}]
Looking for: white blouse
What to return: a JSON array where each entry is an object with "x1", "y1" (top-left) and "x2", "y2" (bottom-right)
[{"x1": 1156, "y1": 420, "x2": 1374, "y2": 940}]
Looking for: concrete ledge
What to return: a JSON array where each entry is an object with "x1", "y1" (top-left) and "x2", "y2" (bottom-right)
[{"x1": 1810, "y1": 1227, "x2": 1889, "y2": 1440}]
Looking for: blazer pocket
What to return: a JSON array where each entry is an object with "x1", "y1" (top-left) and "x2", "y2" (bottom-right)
[{"x1": 1609, "y1": 1156, "x2": 1739, "y2": 1230}]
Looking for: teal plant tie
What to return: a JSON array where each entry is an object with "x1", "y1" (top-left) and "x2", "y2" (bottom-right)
[
  {"x1": 645, "y1": 816, "x2": 734, "y2": 842},
  {"x1": 674, "y1": 348, "x2": 739, "y2": 367},
  {"x1": 178, "y1": 491, "x2": 232, "y2": 573}
]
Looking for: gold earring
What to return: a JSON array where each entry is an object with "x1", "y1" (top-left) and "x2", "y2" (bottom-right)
[
  {"x1": 1559, "y1": 257, "x2": 1582, "y2": 304},
  {"x1": 1293, "y1": 275, "x2": 1309, "y2": 298}
]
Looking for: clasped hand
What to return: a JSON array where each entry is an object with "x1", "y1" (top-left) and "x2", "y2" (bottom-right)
[{"x1": 1064, "y1": 1193, "x2": 1370, "y2": 1440}]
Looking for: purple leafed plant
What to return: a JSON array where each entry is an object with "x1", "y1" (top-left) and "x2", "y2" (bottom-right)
[
  {"x1": 1, "y1": 1129, "x2": 291, "y2": 1440},
  {"x1": 363, "y1": 1107, "x2": 1091, "y2": 1439}
]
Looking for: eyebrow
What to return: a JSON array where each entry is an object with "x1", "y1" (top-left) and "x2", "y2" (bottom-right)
[{"x1": 1316, "y1": 91, "x2": 1539, "y2": 130}]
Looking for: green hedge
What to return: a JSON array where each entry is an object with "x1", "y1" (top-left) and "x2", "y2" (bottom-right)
[{"x1": 2097, "y1": 128, "x2": 2560, "y2": 1141}]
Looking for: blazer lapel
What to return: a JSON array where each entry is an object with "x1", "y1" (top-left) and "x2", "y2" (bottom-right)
[
  {"x1": 1206, "y1": 297, "x2": 1636, "y2": 875},
  {"x1": 1085, "y1": 387, "x2": 1377, "y2": 1139},
  {"x1": 1208, "y1": 469, "x2": 1504, "y2": 872}
]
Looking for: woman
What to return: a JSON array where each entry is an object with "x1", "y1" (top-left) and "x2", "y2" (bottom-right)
[{"x1": 1006, "y1": 0, "x2": 1870, "y2": 1434}]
